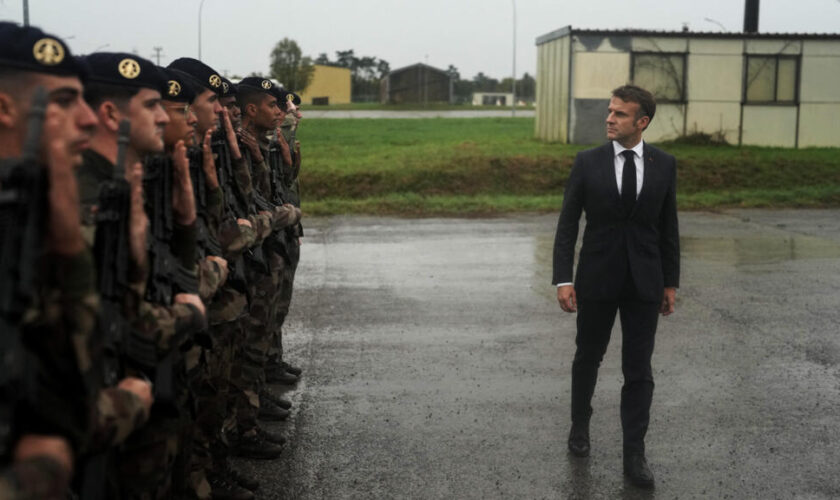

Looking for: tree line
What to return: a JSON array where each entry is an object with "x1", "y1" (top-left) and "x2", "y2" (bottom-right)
[{"x1": 266, "y1": 38, "x2": 536, "y2": 104}]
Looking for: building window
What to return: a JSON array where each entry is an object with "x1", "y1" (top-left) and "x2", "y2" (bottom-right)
[
  {"x1": 745, "y1": 55, "x2": 799, "y2": 103},
  {"x1": 631, "y1": 53, "x2": 686, "y2": 102}
]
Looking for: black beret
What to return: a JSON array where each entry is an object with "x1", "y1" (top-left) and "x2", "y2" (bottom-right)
[
  {"x1": 81, "y1": 52, "x2": 167, "y2": 92},
  {"x1": 289, "y1": 92, "x2": 301, "y2": 106},
  {"x1": 160, "y1": 67, "x2": 197, "y2": 103},
  {"x1": 168, "y1": 57, "x2": 223, "y2": 95},
  {"x1": 238, "y1": 76, "x2": 277, "y2": 95},
  {"x1": 0, "y1": 22, "x2": 85, "y2": 77},
  {"x1": 220, "y1": 76, "x2": 237, "y2": 97}
]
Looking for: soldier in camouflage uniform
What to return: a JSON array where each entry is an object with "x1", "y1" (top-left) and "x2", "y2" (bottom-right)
[
  {"x1": 0, "y1": 23, "x2": 154, "y2": 498},
  {"x1": 76, "y1": 52, "x2": 206, "y2": 500},
  {"x1": 231, "y1": 79, "x2": 302, "y2": 447}
]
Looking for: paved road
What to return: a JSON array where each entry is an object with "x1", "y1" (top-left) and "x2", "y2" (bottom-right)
[
  {"x1": 304, "y1": 109, "x2": 535, "y2": 119},
  {"x1": 240, "y1": 210, "x2": 840, "y2": 499}
]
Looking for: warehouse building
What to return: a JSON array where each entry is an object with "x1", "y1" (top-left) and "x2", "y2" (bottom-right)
[
  {"x1": 297, "y1": 64, "x2": 351, "y2": 105},
  {"x1": 535, "y1": 26, "x2": 840, "y2": 147},
  {"x1": 381, "y1": 63, "x2": 453, "y2": 105}
]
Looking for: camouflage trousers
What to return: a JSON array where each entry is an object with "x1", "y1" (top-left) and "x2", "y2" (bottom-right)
[
  {"x1": 116, "y1": 405, "x2": 184, "y2": 500},
  {"x1": 267, "y1": 254, "x2": 296, "y2": 364},
  {"x1": 231, "y1": 258, "x2": 281, "y2": 435}
]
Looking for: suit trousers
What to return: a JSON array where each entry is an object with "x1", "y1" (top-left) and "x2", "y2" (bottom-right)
[{"x1": 570, "y1": 272, "x2": 659, "y2": 455}]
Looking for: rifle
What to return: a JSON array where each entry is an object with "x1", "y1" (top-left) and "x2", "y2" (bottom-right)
[
  {"x1": 187, "y1": 146, "x2": 222, "y2": 259},
  {"x1": 0, "y1": 87, "x2": 48, "y2": 455},
  {"x1": 93, "y1": 120, "x2": 157, "y2": 385},
  {"x1": 212, "y1": 126, "x2": 269, "y2": 276},
  {"x1": 143, "y1": 154, "x2": 199, "y2": 304}
]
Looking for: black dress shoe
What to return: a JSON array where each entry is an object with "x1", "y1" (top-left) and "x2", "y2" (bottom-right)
[
  {"x1": 624, "y1": 454, "x2": 655, "y2": 489},
  {"x1": 567, "y1": 423, "x2": 590, "y2": 457},
  {"x1": 257, "y1": 426, "x2": 287, "y2": 446}
]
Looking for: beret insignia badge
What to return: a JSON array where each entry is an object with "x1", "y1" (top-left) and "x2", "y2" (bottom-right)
[
  {"x1": 209, "y1": 74, "x2": 222, "y2": 88},
  {"x1": 261, "y1": 80, "x2": 272, "y2": 89},
  {"x1": 118, "y1": 58, "x2": 141, "y2": 79},
  {"x1": 168, "y1": 80, "x2": 182, "y2": 97},
  {"x1": 32, "y1": 38, "x2": 64, "y2": 66}
]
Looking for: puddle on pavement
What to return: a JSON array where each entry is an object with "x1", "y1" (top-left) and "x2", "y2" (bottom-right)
[{"x1": 681, "y1": 235, "x2": 840, "y2": 266}]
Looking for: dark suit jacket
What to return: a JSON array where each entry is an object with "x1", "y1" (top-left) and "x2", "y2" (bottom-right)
[{"x1": 552, "y1": 142, "x2": 679, "y2": 302}]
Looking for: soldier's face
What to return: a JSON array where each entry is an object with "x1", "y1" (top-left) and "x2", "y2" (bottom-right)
[
  {"x1": 0, "y1": 73, "x2": 96, "y2": 166},
  {"x1": 127, "y1": 88, "x2": 168, "y2": 155},
  {"x1": 254, "y1": 95, "x2": 279, "y2": 131},
  {"x1": 193, "y1": 89, "x2": 221, "y2": 136},
  {"x1": 163, "y1": 100, "x2": 197, "y2": 148}
]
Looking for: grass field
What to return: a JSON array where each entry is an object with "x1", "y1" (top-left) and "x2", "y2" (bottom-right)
[{"x1": 295, "y1": 117, "x2": 840, "y2": 216}]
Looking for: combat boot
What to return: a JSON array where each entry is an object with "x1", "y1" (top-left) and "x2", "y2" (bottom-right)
[
  {"x1": 257, "y1": 426, "x2": 287, "y2": 446},
  {"x1": 258, "y1": 400, "x2": 290, "y2": 422},
  {"x1": 266, "y1": 365, "x2": 298, "y2": 385},
  {"x1": 260, "y1": 389, "x2": 292, "y2": 409},
  {"x1": 218, "y1": 459, "x2": 260, "y2": 492},
  {"x1": 280, "y1": 360, "x2": 302, "y2": 377},
  {"x1": 208, "y1": 474, "x2": 254, "y2": 500},
  {"x1": 233, "y1": 434, "x2": 283, "y2": 460}
]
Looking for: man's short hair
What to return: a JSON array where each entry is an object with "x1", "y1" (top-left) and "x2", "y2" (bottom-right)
[
  {"x1": 237, "y1": 85, "x2": 271, "y2": 112},
  {"x1": 83, "y1": 81, "x2": 138, "y2": 111},
  {"x1": 612, "y1": 85, "x2": 656, "y2": 125}
]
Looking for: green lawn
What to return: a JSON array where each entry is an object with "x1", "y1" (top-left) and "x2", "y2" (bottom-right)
[{"x1": 295, "y1": 117, "x2": 840, "y2": 216}]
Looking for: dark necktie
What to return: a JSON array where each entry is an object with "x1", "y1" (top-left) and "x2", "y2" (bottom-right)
[{"x1": 621, "y1": 150, "x2": 636, "y2": 214}]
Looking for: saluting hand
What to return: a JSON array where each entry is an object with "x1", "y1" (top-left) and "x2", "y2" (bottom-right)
[
  {"x1": 171, "y1": 140, "x2": 197, "y2": 225},
  {"x1": 201, "y1": 127, "x2": 219, "y2": 189},
  {"x1": 127, "y1": 162, "x2": 148, "y2": 270},
  {"x1": 221, "y1": 108, "x2": 242, "y2": 161}
]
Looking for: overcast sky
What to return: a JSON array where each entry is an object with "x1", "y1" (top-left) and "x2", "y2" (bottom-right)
[{"x1": 2, "y1": 0, "x2": 839, "y2": 82}]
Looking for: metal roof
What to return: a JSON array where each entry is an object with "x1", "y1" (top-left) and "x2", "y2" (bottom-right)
[
  {"x1": 536, "y1": 25, "x2": 840, "y2": 45},
  {"x1": 387, "y1": 62, "x2": 450, "y2": 77}
]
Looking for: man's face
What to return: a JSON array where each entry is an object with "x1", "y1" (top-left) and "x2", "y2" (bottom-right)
[
  {"x1": 162, "y1": 100, "x2": 197, "y2": 148},
  {"x1": 253, "y1": 94, "x2": 281, "y2": 132},
  {"x1": 220, "y1": 95, "x2": 241, "y2": 128},
  {"x1": 606, "y1": 96, "x2": 647, "y2": 145},
  {"x1": 127, "y1": 88, "x2": 168, "y2": 155},
  {"x1": 0, "y1": 73, "x2": 96, "y2": 166},
  {"x1": 193, "y1": 88, "x2": 222, "y2": 135}
]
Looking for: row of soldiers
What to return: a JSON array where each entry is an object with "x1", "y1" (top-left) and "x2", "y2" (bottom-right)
[{"x1": 1, "y1": 21, "x2": 308, "y2": 499}]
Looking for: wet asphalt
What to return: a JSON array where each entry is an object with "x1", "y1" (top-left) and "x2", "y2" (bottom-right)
[{"x1": 237, "y1": 210, "x2": 840, "y2": 499}]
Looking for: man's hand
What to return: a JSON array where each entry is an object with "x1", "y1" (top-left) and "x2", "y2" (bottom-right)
[
  {"x1": 221, "y1": 108, "x2": 242, "y2": 160},
  {"x1": 45, "y1": 133, "x2": 84, "y2": 255},
  {"x1": 171, "y1": 140, "x2": 197, "y2": 225},
  {"x1": 127, "y1": 162, "x2": 148, "y2": 270},
  {"x1": 117, "y1": 377, "x2": 154, "y2": 415},
  {"x1": 660, "y1": 287, "x2": 676, "y2": 316},
  {"x1": 201, "y1": 128, "x2": 220, "y2": 189},
  {"x1": 276, "y1": 132, "x2": 292, "y2": 165},
  {"x1": 175, "y1": 293, "x2": 206, "y2": 316},
  {"x1": 237, "y1": 126, "x2": 263, "y2": 163},
  {"x1": 14, "y1": 435, "x2": 74, "y2": 477},
  {"x1": 237, "y1": 218, "x2": 252, "y2": 228},
  {"x1": 557, "y1": 285, "x2": 577, "y2": 313},
  {"x1": 206, "y1": 255, "x2": 228, "y2": 275}
]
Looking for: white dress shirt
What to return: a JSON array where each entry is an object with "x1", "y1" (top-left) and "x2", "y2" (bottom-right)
[
  {"x1": 555, "y1": 140, "x2": 645, "y2": 287},
  {"x1": 613, "y1": 139, "x2": 644, "y2": 198}
]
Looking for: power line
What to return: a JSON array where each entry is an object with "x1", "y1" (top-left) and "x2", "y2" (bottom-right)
[{"x1": 152, "y1": 46, "x2": 164, "y2": 66}]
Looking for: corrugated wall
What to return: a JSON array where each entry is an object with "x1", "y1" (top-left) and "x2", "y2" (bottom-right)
[{"x1": 535, "y1": 34, "x2": 570, "y2": 142}]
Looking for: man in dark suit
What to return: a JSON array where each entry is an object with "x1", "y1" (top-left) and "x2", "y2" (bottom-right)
[{"x1": 552, "y1": 85, "x2": 679, "y2": 489}]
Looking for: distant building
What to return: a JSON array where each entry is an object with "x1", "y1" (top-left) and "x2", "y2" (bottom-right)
[
  {"x1": 472, "y1": 92, "x2": 514, "y2": 106},
  {"x1": 535, "y1": 26, "x2": 840, "y2": 147},
  {"x1": 382, "y1": 63, "x2": 453, "y2": 104},
  {"x1": 297, "y1": 64, "x2": 351, "y2": 105}
]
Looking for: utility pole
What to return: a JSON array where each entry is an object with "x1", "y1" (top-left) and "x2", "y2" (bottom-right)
[
  {"x1": 198, "y1": 0, "x2": 207, "y2": 61},
  {"x1": 23, "y1": 0, "x2": 29, "y2": 26},
  {"x1": 152, "y1": 46, "x2": 164, "y2": 66},
  {"x1": 511, "y1": 0, "x2": 517, "y2": 117}
]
